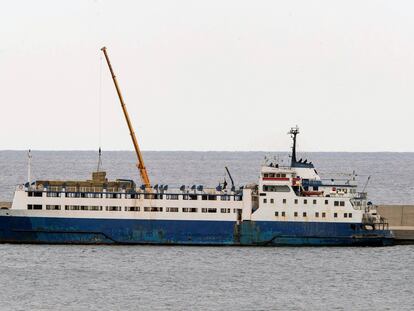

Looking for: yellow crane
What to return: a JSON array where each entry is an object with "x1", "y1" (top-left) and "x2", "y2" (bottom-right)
[{"x1": 101, "y1": 46, "x2": 151, "y2": 189}]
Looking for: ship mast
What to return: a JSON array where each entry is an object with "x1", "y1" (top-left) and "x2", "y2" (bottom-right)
[
  {"x1": 100, "y1": 47, "x2": 151, "y2": 189},
  {"x1": 289, "y1": 126, "x2": 299, "y2": 167}
]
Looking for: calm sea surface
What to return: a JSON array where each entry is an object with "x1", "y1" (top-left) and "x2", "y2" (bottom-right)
[{"x1": 0, "y1": 151, "x2": 413, "y2": 310}]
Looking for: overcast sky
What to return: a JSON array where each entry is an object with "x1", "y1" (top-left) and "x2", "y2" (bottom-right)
[{"x1": 1, "y1": 1, "x2": 413, "y2": 152}]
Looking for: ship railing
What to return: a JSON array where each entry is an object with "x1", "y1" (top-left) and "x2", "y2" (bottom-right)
[{"x1": 362, "y1": 214, "x2": 389, "y2": 231}]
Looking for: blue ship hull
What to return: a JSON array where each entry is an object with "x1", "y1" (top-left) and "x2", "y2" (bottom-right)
[{"x1": 0, "y1": 216, "x2": 393, "y2": 246}]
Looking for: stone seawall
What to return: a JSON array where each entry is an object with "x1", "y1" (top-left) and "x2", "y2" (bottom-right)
[{"x1": 377, "y1": 205, "x2": 414, "y2": 244}]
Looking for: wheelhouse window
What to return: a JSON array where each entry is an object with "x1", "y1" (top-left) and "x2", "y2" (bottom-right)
[{"x1": 262, "y1": 185, "x2": 291, "y2": 192}]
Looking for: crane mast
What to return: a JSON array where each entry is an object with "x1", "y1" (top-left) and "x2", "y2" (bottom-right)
[{"x1": 100, "y1": 46, "x2": 151, "y2": 189}]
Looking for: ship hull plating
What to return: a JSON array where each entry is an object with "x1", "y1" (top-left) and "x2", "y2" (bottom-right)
[{"x1": 0, "y1": 216, "x2": 393, "y2": 246}]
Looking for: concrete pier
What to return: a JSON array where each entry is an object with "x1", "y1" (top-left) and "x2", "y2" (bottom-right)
[{"x1": 377, "y1": 205, "x2": 414, "y2": 244}]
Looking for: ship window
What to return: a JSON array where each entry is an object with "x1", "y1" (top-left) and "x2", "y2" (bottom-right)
[
  {"x1": 29, "y1": 191, "x2": 43, "y2": 197},
  {"x1": 144, "y1": 194, "x2": 156, "y2": 200},
  {"x1": 126, "y1": 193, "x2": 139, "y2": 199},
  {"x1": 322, "y1": 212, "x2": 326, "y2": 218},
  {"x1": 166, "y1": 207, "x2": 179, "y2": 212},
  {"x1": 234, "y1": 195, "x2": 242, "y2": 201},
  {"x1": 221, "y1": 195, "x2": 231, "y2": 201},
  {"x1": 281, "y1": 211, "x2": 286, "y2": 217},
  {"x1": 220, "y1": 208, "x2": 231, "y2": 213},
  {"x1": 27, "y1": 204, "x2": 42, "y2": 210},
  {"x1": 202, "y1": 195, "x2": 208, "y2": 200},
  {"x1": 268, "y1": 173, "x2": 275, "y2": 178},
  {"x1": 65, "y1": 205, "x2": 79, "y2": 210},
  {"x1": 270, "y1": 199, "x2": 274, "y2": 204},
  {"x1": 303, "y1": 212, "x2": 307, "y2": 217},
  {"x1": 304, "y1": 199, "x2": 307, "y2": 205},
  {"x1": 325, "y1": 200, "x2": 328, "y2": 205},
  {"x1": 166, "y1": 194, "x2": 179, "y2": 200},
  {"x1": 125, "y1": 206, "x2": 140, "y2": 212},
  {"x1": 344, "y1": 213, "x2": 348, "y2": 218},
  {"x1": 283, "y1": 199, "x2": 286, "y2": 204},
  {"x1": 189, "y1": 194, "x2": 198, "y2": 200},
  {"x1": 315, "y1": 212, "x2": 319, "y2": 218},
  {"x1": 46, "y1": 192, "x2": 60, "y2": 198},
  {"x1": 89, "y1": 206, "x2": 102, "y2": 211},
  {"x1": 334, "y1": 201, "x2": 339, "y2": 206},
  {"x1": 46, "y1": 205, "x2": 60, "y2": 210},
  {"x1": 281, "y1": 174, "x2": 286, "y2": 178},
  {"x1": 334, "y1": 213, "x2": 338, "y2": 218},
  {"x1": 263, "y1": 198, "x2": 267, "y2": 203},
  {"x1": 294, "y1": 199, "x2": 298, "y2": 204},
  {"x1": 294, "y1": 212, "x2": 298, "y2": 217},
  {"x1": 349, "y1": 213, "x2": 352, "y2": 218},
  {"x1": 106, "y1": 206, "x2": 122, "y2": 211},
  {"x1": 208, "y1": 195, "x2": 217, "y2": 201},
  {"x1": 313, "y1": 199, "x2": 317, "y2": 204},
  {"x1": 183, "y1": 208, "x2": 197, "y2": 213},
  {"x1": 263, "y1": 185, "x2": 291, "y2": 192},
  {"x1": 144, "y1": 206, "x2": 163, "y2": 212},
  {"x1": 263, "y1": 173, "x2": 269, "y2": 178},
  {"x1": 201, "y1": 208, "x2": 217, "y2": 213},
  {"x1": 340, "y1": 201, "x2": 345, "y2": 207},
  {"x1": 275, "y1": 211, "x2": 279, "y2": 217}
]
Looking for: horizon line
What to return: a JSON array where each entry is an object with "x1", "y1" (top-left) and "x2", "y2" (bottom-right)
[{"x1": 1, "y1": 149, "x2": 414, "y2": 153}]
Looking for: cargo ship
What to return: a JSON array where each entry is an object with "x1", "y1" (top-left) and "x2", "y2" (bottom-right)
[{"x1": 0, "y1": 48, "x2": 393, "y2": 246}]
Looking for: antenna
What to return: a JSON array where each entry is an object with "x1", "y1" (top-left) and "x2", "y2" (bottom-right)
[{"x1": 27, "y1": 149, "x2": 32, "y2": 187}]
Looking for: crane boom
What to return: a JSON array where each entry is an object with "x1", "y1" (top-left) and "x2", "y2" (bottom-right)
[{"x1": 101, "y1": 47, "x2": 151, "y2": 188}]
